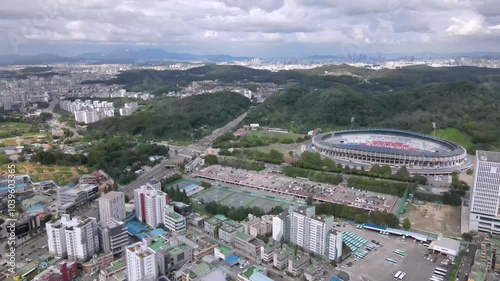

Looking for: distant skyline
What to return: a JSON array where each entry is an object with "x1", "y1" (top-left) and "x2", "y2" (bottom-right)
[{"x1": 1, "y1": 0, "x2": 500, "y2": 57}]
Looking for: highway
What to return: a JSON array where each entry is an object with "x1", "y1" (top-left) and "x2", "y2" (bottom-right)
[{"x1": 120, "y1": 110, "x2": 249, "y2": 197}]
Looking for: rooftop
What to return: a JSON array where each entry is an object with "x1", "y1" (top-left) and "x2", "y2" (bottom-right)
[
  {"x1": 241, "y1": 265, "x2": 265, "y2": 279},
  {"x1": 477, "y1": 150, "x2": 500, "y2": 163},
  {"x1": 148, "y1": 236, "x2": 169, "y2": 252},
  {"x1": 167, "y1": 243, "x2": 191, "y2": 256},
  {"x1": 217, "y1": 245, "x2": 233, "y2": 255},
  {"x1": 167, "y1": 211, "x2": 184, "y2": 221},
  {"x1": 205, "y1": 217, "x2": 221, "y2": 225},
  {"x1": 235, "y1": 231, "x2": 251, "y2": 240},
  {"x1": 101, "y1": 259, "x2": 125, "y2": 274},
  {"x1": 214, "y1": 214, "x2": 228, "y2": 222}
]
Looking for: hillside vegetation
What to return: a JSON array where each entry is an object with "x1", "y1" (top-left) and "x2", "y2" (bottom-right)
[
  {"x1": 86, "y1": 64, "x2": 500, "y2": 151},
  {"x1": 87, "y1": 91, "x2": 251, "y2": 141},
  {"x1": 244, "y1": 66, "x2": 500, "y2": 152}
]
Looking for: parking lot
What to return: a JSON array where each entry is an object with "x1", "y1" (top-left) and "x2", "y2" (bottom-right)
[{"x1": 340, "y1": 225, "x2": 451, "y2": 281}]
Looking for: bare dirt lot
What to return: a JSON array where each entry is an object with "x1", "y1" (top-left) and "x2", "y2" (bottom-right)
[{"x1": 406, "y1": 202, "x2": 461, "y2": 236}]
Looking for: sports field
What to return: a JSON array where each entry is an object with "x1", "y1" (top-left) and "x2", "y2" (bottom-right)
[
  {"x1": 193, "y1": 185, "x2": 303, "y2": 212},
  {"x1": 247, "y1": 130, "x2": 302, "y2": 140},
  {"x1": 434, "y1": 128, "x2": 472, "y2": 152}
]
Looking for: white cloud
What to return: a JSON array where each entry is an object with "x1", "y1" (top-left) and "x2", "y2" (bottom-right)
[{"x1": 0, "y1": 0, "x2": 499, "y2": 55}]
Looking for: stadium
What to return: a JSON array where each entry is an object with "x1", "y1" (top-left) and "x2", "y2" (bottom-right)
[{"x1": 310, "y1": 129, "x2": 472, "y2": 174}]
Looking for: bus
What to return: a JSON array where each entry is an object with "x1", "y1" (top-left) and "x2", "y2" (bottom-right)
[
  {"x1": 433, "y1": 271, "x2": 445, "y2": 277},
  {"x1": 385, "y1": 258, "x2": 398, "y2": 265},
  {"x1": 435, "y1": 267, "x2": 447, "y2": 274},
  {"x1": 398, "y1": 272, "x2": 406, "y2": 280},
  {"x1": 430, "y1": 275, "x2": 443, "y2": 281},
  {"x1": 394, "y1": 271, "x2": 402, "y2": 279},
  {"x1": 393, "y1": 250, "x2": 406, "y2": 257}
]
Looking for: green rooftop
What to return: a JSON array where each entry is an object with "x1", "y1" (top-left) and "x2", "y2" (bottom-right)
[
  {"x1": 205, "y1": 217, "x2": 221, "y2": 225},
  {"x1": 167, "y1": 212, "x2": 183, "y2": 221},
  {"x1": 236, "y1": 231, "x2": 251, "y2": 240},
  {"x1": 214, "y1": 214, "x2": 228, "y2": 222},
  {"x1": 224, "y1": 220, "x2": 241, "y2": 228},
  {"x1": 217, "y1": 245, "x2": 233, "y2": 255},
  {"x1": 167, "y1": 243, "x2": 191, "y2": 256},
  {"x1": 148, "y1": 236, "x2": 170, "y2": 251},
  {"x1": 186, "y1": 262, "x2": 212, "y2": 278},
  {"x1": 241, "y1": 265, "x2": 265, "y2": 279},
  {"x1": 103, "y1": 259, "x2": 126, "y2": 273}
]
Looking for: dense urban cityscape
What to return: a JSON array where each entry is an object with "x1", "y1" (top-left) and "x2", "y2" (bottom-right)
[{"x1": 2, "y1": 1, "x2": 500, "y2": 281}]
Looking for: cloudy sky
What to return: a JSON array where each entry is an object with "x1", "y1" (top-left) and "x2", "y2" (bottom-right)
[{"x1": 1, "y1": 0, "x2": 500, "y2": 57}]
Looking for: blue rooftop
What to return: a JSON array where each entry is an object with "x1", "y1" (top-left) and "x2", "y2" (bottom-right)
[
  {"x1": 27, "y1": 205, "x2": 44, "y2": 212},
  {"x1": 151, "y1": 228, "x2": 168, "y2": 237},
  {"x1": 183, "y1": 184, "x2": 199, "y2": 193},
  {"x1": 250, "y1": 272, "x2": 273, "y2": 281},
  {"x1": 127, "y1": 220, "x2": 150, "y2": 239},
  {"x1": 331, "y1": 277, "x2": 342, "y2": 281},
  {"x1": 225, "y1": 255, "x2": 240, "y2": 266}
]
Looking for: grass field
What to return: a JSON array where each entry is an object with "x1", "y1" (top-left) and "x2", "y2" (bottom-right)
[
  {"x1": 247, "y1": 130, "x2": 302, "y2": 140},
  {"x1": 1, "y1": 135, "x2": 49, "y2": 146},
  {"x1": 0, "y1": 163, "x2": 89, "y2": 186},
  {"x1": 434, "y1": 128, "x2": 473, "y2": 152},
  {"x1": 0, "y1": 122, "x2": 34, "y2": 138},
  {"x1": 242, "y1": 143, "x2": 301, "y2": 154}
]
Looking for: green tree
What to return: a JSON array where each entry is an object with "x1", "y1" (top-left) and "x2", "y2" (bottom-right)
[
  {"x1": 396, "y1": 166, "x2": 410, "y2": 181},
  {"x1": 462, "y1": 232, "x2": 473, "y2": 242},
  {"x1": 124, "y1": 195, "x2": 130, "y2": 203},
  {"x1": 306, "y1": 195, "x2": 314, "y2": 206},
  {"x1": 403, "y1": 218, "x2": 411, "y2": 230},
  {"x1": 205, "y1": 154, "x2": 218, "y2": 166},
  {"x1": 466, "y1": 169, "x2": 474, "y2": 175}
]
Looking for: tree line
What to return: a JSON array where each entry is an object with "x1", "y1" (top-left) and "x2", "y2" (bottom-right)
[{"x1": 204, "y1": 201, "x2": 285, "y2": 222}]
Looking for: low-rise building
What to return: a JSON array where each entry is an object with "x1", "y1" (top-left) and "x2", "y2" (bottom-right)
[
  {"x1": 234, "y1": 232, "x2": 263, "y2": 261},
  {"x1": 288, "y1": 255, "x2": 309, "y2": 277},
  {"x1": 203, "y1": 217, "x2": 222, "y2": 237},
  {"x1": 303, "y1": 261, "x2": 324, "y2": 281},
  {"x1": 99, "y1": 258, "x2": 126, "y2": 281},
  {"x1": 244, "y1": 215, "x2": 273, "y2": 237},
  {"x1": 157, "y1": 243, "x2": 193, "y2": 275},
  {"x1": 193, "y1": 240, "x2": 216, "y2": 261},
  {"x1": 32, "y1": 261, "x2": 78, "y2": 281},
  {"x1": 273, "y1": 246, "x2": 293, "y2": 270},
  {"x1": 164, "y1": 211, "x2": 187, "y2": 233},
  {"x1": 260, "y1": 243, "x2": 275, "y2": 263},
  {"x1": 181, "y1": 262, "x2": 214, "y2": 281},
  {"x1": 214, "y1": 245, "x2": 234, "y2": 260},
  {"x1": 237, "y1": 265, "x2": 271, "y2": 281},
  {"x1": 82, "y1": 252, "x2": 114, "y2": 274}
]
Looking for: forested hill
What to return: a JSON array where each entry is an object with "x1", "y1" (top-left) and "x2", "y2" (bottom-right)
[
  {"x1": 244, "y1": 66, "x2": 500, "y2": 152},
  {"x1": 87, "y1": 91, "x2": 251, "y2": 141}
]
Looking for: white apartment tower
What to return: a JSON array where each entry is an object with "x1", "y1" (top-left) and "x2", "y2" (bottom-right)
[
  {"x1": 134, "y1": 184, "x2": 169, "y2": 228},
  {"x1": 469, "y1": 151, "x2": 500, "y2": 234},
  {"x1": 289, "y1": 206, "x2": 316, "y2": 249},
  {"x1": 98, "y1": 191, "x2": 126, "y2": 223},
  {"x1": 126, "y1": 241, "x2": 158, "y2": 281},
  {"x1": 309, "y1": 215, "x2": 334, "y2": 256},
  {"x1": 46, "y1": 214, "x2": 99, "y2": 262},
  {"x1": 327, "y1": 230, "x2": 343, "y2": 260}
]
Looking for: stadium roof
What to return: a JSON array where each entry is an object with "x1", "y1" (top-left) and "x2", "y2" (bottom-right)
[{"x1": 314, "y1": 129, "x2": 465, "y2": 158}]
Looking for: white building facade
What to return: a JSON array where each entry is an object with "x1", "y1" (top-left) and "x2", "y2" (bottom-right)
[
  {"x1": 327, "y1": 230, "x2": 343, "y2": 260},
  {"x1": 126, "y1": 241, "x2": 158, "y2": 281},
  {"x1": 469, "y1": 151, "x2": 500, "y2": 234},
  {"x1": 98, "y1": 191, "x2": 126, "y2": 223},
  {"x1": 46, "y1": 214, "x2": 99, "y2": 262},
  {"x1": 134, "y1": 184, "x2": 169, "y2": 228}
]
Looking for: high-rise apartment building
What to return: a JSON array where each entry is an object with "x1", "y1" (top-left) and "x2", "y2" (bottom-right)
[
  {"x1": 327, "y1": 230, "x2": 343, "y2": 261},
  {"x1": 46, "y1": 214, "x2": 99, "y2": 262},
  {"x1": 98, "y1": 191, "x2": 126, "y2": 223},
  {"x1": 277, "y1": 206, "x2": 333, "y2": 257},
  {"x1": 98, "y1": 218, "x2": 128, "y2": 257},
  {"x1": 134, "y1": 184, "x2": 169, "y2": 228},
  {"x1": 469, "y1": 151, "x2": 500, "y2": 234},
  {"x1": 126, "y1": 241, "x2": 158, "y2": 281}
]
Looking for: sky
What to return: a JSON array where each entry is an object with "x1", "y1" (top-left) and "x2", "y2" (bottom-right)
[{"x1": 1, "y1": 0, "x2": 500, "y2": 57}]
